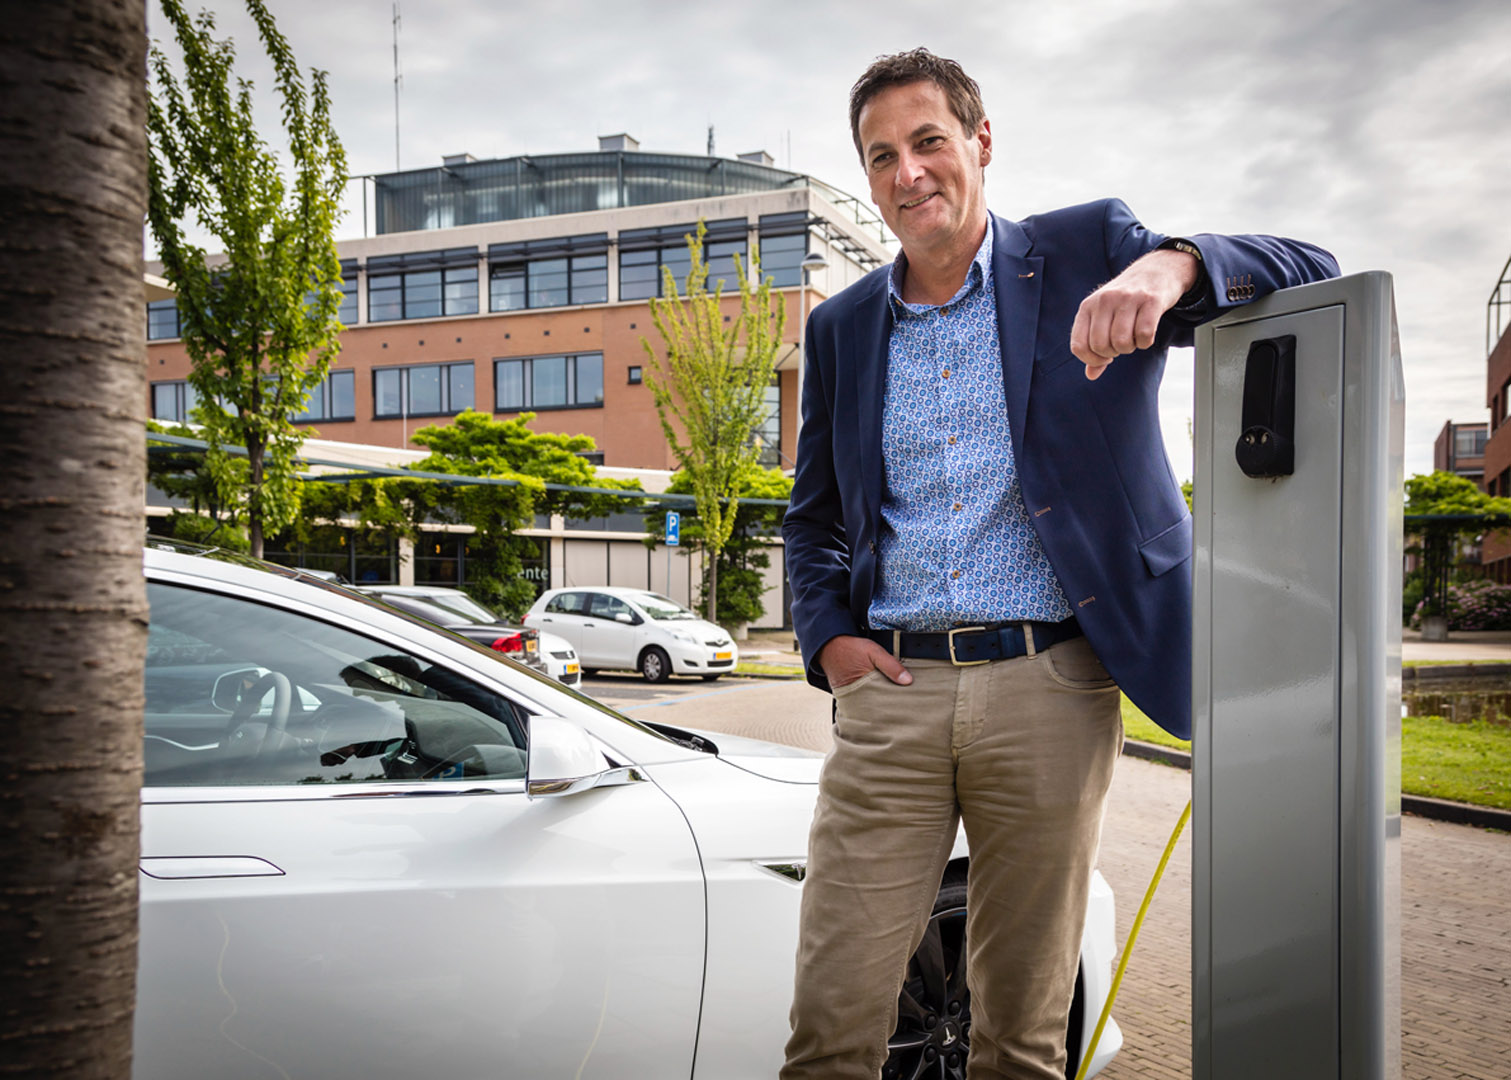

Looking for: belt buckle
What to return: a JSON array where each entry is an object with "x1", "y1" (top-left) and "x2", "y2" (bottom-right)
[{"x1": 947, "y1": 626, "x2": 990, "y2": 667}]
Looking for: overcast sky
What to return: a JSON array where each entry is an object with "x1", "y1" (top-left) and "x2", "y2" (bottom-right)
[{"x1": 149, "y1": 0, "x2": 1511, "y2": 479}]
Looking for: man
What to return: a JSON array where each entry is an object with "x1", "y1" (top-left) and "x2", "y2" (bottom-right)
[{"x1": 781, "y1": 48, "x2": 1338, "y2": 1080}]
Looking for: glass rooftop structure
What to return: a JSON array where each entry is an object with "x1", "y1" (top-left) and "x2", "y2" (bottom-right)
[{"x1": 369, "y1": 149, "x2": 888, "y2": 244}]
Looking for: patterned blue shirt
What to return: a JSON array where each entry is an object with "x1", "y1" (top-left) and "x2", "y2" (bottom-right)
[{"x1": 868, "y1": 221, "x2": 1074, "y2": 632}]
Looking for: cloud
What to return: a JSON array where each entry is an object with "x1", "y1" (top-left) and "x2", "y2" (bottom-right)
[{"x1": 152, "y1": 0, "x2": 1511, "y2": 475}]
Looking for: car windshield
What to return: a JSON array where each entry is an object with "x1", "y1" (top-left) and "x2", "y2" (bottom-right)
[
  {"x1": 414, "y1": 591, "x2": 500, "y2": 624},
  {"x1": 627, "y1": 592, "x2": 697, "y2": 621}
]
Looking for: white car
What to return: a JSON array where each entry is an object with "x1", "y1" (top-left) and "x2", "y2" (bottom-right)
[
  {"x1": 136, "y1": 544, "x2": 1122, "y2": 1079},
  {"x1": 524, "y1": 586, "x2": 740, "y2": 682}
]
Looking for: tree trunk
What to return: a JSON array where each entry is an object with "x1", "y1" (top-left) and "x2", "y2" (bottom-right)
[
  {"x1": 0, "y1": 1, "x2": 149, "y2": 1075},
  {"x1": 706, "y1": 551, "x2": 719, "y2": 624},
  {"x1": 248, "y1": 443, "x2": 265, "y2": 559}
]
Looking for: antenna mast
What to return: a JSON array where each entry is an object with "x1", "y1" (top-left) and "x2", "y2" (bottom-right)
[{"x1": 392, "y1": 3, "x2": 402, "y2": 171}]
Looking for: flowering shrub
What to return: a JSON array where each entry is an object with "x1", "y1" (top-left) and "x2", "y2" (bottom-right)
[{"x1": 1411, "y1": 578, "x2": 1511, "y2": 631}]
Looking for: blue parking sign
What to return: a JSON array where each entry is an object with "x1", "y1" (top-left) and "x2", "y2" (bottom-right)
[{"x1": 666, "y1": 511, "x2": 680, "y2": 546}]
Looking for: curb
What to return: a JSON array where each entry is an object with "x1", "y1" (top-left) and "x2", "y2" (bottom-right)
[{"x1": 1121, "y1": 740, "x2": 1511, "y2": 833}]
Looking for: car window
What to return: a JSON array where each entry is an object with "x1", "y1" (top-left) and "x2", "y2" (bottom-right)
[
  {"x1": 546, "y1": 591, "x2": 586, "y2": 615},
  {"x1": 414, "y1": 591, "x2": 499, "y2": 624},
  {"x1": 628, "y1": 592, "x2": 697, "y2": 620},
  {"x1": 144, "y1": 582, "x2": 528, "y2": 787},
  {"x1": 588, "y1": 593, "x2": 634, "y2": 620},
  {"x1": 374, "y1": 594, "x2": 466, "y2": 627}
]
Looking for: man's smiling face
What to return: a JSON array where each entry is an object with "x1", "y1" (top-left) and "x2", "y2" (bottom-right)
[{"x1": 858, "y1": 80, "x2": 991, "y2": 265}]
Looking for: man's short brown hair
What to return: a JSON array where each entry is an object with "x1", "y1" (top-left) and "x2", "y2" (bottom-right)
[{"x1": 849, "y1": 48, "x2": 986, "y2": 162}]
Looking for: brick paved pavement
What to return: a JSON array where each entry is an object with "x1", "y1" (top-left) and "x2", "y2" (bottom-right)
[{"x1": 592, "y1": 677, "x2": 1511, "y2": 1079}]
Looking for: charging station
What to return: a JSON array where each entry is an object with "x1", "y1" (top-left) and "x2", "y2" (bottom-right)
[{"x1": 1191, "y1": 272, "x2": 1404, "y2": 1080}]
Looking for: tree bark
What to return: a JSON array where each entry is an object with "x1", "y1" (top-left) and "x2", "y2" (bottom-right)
[{"x1": 0, "y1": 1, "x2": 149, "y2": 1075}]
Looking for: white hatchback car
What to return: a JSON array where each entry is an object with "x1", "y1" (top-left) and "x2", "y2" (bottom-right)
[
  {"x1": 524, "y1": 586, "x2": 739, "y2": 682},
  {"x1": 135, "y1": 545, "x2": 1122, "y2": 1079}
]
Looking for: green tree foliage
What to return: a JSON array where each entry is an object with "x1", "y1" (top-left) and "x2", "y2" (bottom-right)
[
  {"x1": 296, "y1": 412, "x2": 640, "y2": 617},
  {"x1": 644, "y1": 467, "x2": 792, "y2": 626},
  {"x1": 146, "y1": 0, "x2": 347, "y2": 557},
  {"x1": 642, "y1": 220, "x2": 786, "y2": 622},
  {"x1": 1404, "y1": 471, "x2": 1511, "y2": 622},
  {"x1": 147, "y1": 421, "x2": 248, "y2": 546}
]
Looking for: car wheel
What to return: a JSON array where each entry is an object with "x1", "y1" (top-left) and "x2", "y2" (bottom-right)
[
  {"x1": 883, "y1": 866, "x2": 1088, "y2": 1080},
  {"x1": 580, "y1": 668, "x2": 598, "y2": 678},
  {"x1": 885, "y1": 868, "x2": 969, "y2": 1080},
  {"x1": 701, "y1": 673, "x2": 722, "y2": 682},
  {"x1": 639, "y1": 647, "x2": 671, "y2": 683}
]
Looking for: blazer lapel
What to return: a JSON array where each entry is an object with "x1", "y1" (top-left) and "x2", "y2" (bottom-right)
[
  {"x1": 851, "y1": 275, "x2": 893, "y2": 533},
  {"x1": 991, "y1": 214, "x2": 1043, "y2": 461}
]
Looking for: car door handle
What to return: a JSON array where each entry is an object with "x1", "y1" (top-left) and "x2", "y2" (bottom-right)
[
  {"x1": 139, "y1": 856, "x2": 285, "y2": 879},
  {"x1": 583, "y1": 621, "x2": 596, "y2": 627}
]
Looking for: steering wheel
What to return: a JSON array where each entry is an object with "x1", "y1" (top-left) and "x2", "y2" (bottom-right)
[{"x1": 229, "y1": 670, "x2": 293, "y2": 755}]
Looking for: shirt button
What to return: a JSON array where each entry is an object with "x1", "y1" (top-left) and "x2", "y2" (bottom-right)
[
  {"x1": 947, "y1": 435, "x2": 957, "y2": 445},
  {"x1": 942, "y1": 369, "x2": 951, "y2": 379},
  {"x1": 952, "y1": 502, "x2": 963, "y2": 512},
  {"x1": 950, "y1": 570, "x2": 962, "y2": 580}
]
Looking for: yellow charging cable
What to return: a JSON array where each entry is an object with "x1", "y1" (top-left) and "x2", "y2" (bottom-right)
[{"x1": 1073, "y1": 798, "x2": 1193, "y2": 1080}]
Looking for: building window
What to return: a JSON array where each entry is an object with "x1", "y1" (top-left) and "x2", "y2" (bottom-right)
[
  {"x1": 619, "y1": 218, "x2": 747, "y2": 301},
  {"x1": 755, "y1": 378, "x2": 781, "y2": 467},
  {"x1": 338, "y1": 260, "x2": 358, "y2": 325},
  {"x1": 367, "y1": 248, "x2": 479, "y2": 322},
  {"x1": 294, "y1": 369, "x2": 356, "y2": 422},
  {"x1": 147, "y1": 299, "x2": 180, "y2": 341},
  {"x1": 373, "y1": 361, "x2": 474, "y2": 418},
  {"x1": 627, "y1": 365, "x2": 642, "y2": 385},
  {"x1": 495, "y1": 353, "x2": 604, "y2": 412},
  {"x1": 489, "y1": 234, "x2": 610, "y2": 311},
  {"x1": 150, "y1": 380, "x2": 197, "y2": 423},
  {"x1": 759, "y1": 212, "x2": 810, "y2": 287},
  {"x1": 1456, "y1": 427, "x2": 1487, "y2": 458}
]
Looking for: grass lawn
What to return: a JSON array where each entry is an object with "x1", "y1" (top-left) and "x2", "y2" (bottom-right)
[{"x1": 1120, "y1": 696, "x2": 1511, "y2": 811}]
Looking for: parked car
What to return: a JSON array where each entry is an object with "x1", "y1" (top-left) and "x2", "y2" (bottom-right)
[
  {"x1": 355, "y1": 584, "x2": 551, "y2": 677},
  {"x1": 524, "y1": 586, "x2": 740, "y2": 682},
  {"x1": 136, "y1": 543, "x2": 1122, "y2": 1079}
]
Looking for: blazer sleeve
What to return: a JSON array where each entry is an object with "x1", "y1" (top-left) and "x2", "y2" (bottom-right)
[
  {"x1": 1098, "y1": 198, "x2": 1342, "y2": 348},
  {"x1": 782, "y1": 308, "x2": 861, "y2": 692}
]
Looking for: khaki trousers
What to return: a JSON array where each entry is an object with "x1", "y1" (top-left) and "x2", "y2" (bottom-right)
[{"x1": 782, "y1": 637, "x2": 1123, "y2": 1080}]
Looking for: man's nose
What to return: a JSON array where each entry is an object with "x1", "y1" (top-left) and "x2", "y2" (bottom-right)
[{"x1": 894, "y1": 149, "x2": 925, "y2": 190}]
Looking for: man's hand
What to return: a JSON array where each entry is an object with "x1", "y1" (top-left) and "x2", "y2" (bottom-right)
[
  {"x1": 1069, "y1": 248, "x2": 1200, "y2": 380},
  {"x1": 819, "y1": 634, "x2": 913, "y2": 688}
]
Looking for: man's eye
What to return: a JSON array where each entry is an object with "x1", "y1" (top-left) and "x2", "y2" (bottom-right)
[
  {"x1": 870, "y1": 153, "x2": 893, "y2": 169},
  {"x1": 920, "y1": 136, "x2": 944, "y2": 149}
]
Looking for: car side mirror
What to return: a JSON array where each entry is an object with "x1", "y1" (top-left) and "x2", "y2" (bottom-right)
[
  {"x1": 211, "y1": 666, "x2": 267, "y2": 713},
  {"x1": 614, "y1": 612, "x2": 638, "y2": 625},
  {"x1": 526, "y1": 714, "x2": 643, "y2": 798}
]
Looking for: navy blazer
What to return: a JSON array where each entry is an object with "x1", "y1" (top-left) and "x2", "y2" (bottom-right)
[{"x1": 782, "y1": 199, "x2": 1339, "y2": 739}]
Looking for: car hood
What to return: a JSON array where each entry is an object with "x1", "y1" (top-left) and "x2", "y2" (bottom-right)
[
  {"x1": 652, "y1": 618, "x2": 732, "y2": 644},
  {"x1": 650, "y1": 723, "x2": 822, "y2": 784}
]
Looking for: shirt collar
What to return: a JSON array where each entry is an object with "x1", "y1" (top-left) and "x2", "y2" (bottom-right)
[{"x1": 887, "y1": 217, "x2": 995, "y2": 315}]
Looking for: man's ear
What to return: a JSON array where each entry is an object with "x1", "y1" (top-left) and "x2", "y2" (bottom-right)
[{"x1": 978, "y1": 118, "x2": 993, "y2": 168}]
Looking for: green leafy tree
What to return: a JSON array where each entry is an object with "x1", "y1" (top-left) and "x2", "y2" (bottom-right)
[
  {"x1": 1403, "y1": 471, "x2": 1511, "y2": 625},
  {"x1": 642, "y1": 220, "x2": 786, "y2": 623},
  {"x1": 295, "y1": 411, "x2": 641, "y2": 616},
  {"x1": 644, "y1": 466, "x2": 792, "y2": 626},
  {"x1": 146, "y1": 0, "x2": 347, "y2": 557},
  {"x1": 147, "y1": 421, "x2": 250, "y2": 548}
]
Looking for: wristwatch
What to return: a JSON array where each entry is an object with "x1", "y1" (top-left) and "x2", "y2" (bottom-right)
[{"x1": 1157, "y1": 237, "x2": 1210, "y2": 310}]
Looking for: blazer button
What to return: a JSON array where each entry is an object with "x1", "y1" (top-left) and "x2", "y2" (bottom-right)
[{"x1": 868, "y1": 540, "x2": 877, "y2": 554}]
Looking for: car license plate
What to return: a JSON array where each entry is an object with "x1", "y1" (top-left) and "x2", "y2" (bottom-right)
[
  {"x1": 715, "y1": 651, "x2": 731, "y2": 660},
  {"x1": 565, "y1": 663, "x2": 579, "y2": 675},
  {"x1": 526, "y1": 640, "x2": 538, "y2": 654}
]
